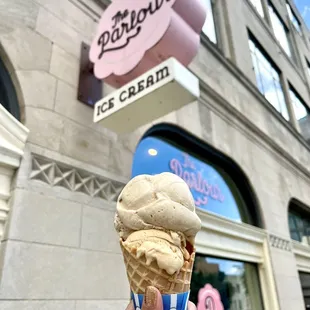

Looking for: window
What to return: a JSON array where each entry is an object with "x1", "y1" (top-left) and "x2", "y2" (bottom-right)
[
  {"x1": 190, "y1": 255, "x2": 264, "y2": 309},
  {"x1": 201, "y1": 0, "x2": 217, "y2": 44},
  {"x1": 299, "y1": 272, "x2": 310, "y2": 309},
  {"x1": 0, "y1": 57, "x2": 20, "y2": 120},
  {"x1": 248, "y1": 0, "x2": 265, "y2": 17},
  {"x1": 286, "y1": 2, "x2": 302, "y2": 35},
  {"x1": 132, "y1": 125, "x2": 262, "y2": 226},
  {"x1": 249, "y1": 36, "x2": 289, "y2": 120},
  {"x1": 306, "y1": 59, "x2": 310, "y2": 78},
  {"x1": 289, "y1": 87, "x2": 310, "y2": 143},
  {"x1": 268, "y1": 3, "x2": 292, "y2": 57},
  {"x1": 288, "y1": 199, "x2": 310, "y2": 244}
]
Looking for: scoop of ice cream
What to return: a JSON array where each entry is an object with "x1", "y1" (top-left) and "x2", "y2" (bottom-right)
[
  {"x1": 123, "y1": 229, "x2": 189, "y2": 275},
  {"x1": 115, "y1": 172, "x2": 201, "y2": 243}
]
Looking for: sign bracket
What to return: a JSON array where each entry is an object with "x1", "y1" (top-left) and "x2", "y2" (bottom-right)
[{"x1": 77, "y1": 42, "x2": 103, "y2": 107}]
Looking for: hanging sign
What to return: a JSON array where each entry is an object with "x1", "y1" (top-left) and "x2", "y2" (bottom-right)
[
  {"x1": 93, "y1": 57, "x2": 199, "y2": 133},
  {"x1": 89, "y1": 0, "x2": 206, "y2": 88}
]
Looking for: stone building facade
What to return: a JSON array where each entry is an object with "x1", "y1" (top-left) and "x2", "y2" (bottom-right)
[{"x1": 1, "y1": 0, "x2": 310, "y2": 309}]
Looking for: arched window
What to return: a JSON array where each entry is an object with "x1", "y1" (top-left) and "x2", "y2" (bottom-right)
[
  {"x1": 132, "y1": 123, "x2": 262, "y2": 227},
  {"x1": 0, "y1": 56, "x2": 20, "y2": 120},
  {"x1": 132, "y1": 124, "x2": 265, "y2": 309}
]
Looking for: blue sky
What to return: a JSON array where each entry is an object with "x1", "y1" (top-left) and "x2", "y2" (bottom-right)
[{"x1": 295, "y1": 0, "x2": 310, "y2": 27}]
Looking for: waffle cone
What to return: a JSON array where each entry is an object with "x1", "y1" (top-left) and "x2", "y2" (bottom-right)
[{"x1": 120, "y1": 240, "x2": 194, "y2": 295}]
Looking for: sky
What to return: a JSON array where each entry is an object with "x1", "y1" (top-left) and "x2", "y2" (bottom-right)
[{"x1": 295, "y1": 0, "x2": 310, "y2": 28}]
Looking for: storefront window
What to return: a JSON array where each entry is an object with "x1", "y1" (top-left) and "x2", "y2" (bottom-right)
[
  {"x1": 190, "y1": 255, "x2": 264, "y2": 310},
  {"x1": 132, "y1": 135, "x2": 257, "y2": 225},
  {"x1": 200, "y1": 0, "x2": 217, "y2": 44},
  {"x1": 249, "y1": 36, "x2": 289, "y2": 120}
]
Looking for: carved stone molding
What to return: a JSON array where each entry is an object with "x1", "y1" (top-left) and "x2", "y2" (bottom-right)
[
  {"x1": 0, "y1": 105, "x2": 29, "y2": 241},
  {"x1": 269, "y1": 234, "x2": 292, "y2": 252},
  {"x1": 30, "y1": 155, "x2": 125, "y2": 202}
]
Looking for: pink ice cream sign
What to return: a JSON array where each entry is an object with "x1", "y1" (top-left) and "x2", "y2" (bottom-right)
[
  {"x1": 197, "y1": 284, "x2": 224, "y2": 310},
  {"x1": 89, "y1": 0, "x2": 206, "y2": 88}
]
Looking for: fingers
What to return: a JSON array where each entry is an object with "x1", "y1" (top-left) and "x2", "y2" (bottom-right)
[
  {"x1": 126, "y1": 288, "x2": 197, "y2": 310},
  {"x1": 188, "y1": 301, "x2": 197, "y2": 310},
  {"x1": 126, "y1": 301, "x2": 134, "y2": 310},
  {"x1": 142, "y1": 286, "x2": 163, "y2": 310}
]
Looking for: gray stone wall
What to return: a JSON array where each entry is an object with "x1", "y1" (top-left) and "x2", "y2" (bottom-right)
[{"x1": 0, "y1": 0, "x2": 309, "y2": 309}]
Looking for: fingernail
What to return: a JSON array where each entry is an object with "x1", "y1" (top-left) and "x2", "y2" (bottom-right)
[{"x1": 144, "y1": 286, "x2": 157, "y2": 307}]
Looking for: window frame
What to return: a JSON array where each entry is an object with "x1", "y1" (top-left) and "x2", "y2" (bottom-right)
[
  {"x1": 247, "y1": 0, "x2": 265, "y2": 18},
  {"x1": 268, "y1": 1, "x2": 293, "y2": 58},
  {"x1": 289, "y1": 199, "x2": 310, "y2": 244},
  {"x1": 286, "y1": 1, "x2": 302, "y2": 36},
  {"x1": 200, "y1": 0, "x2": 218, "y2": 45},
  {"x1": 248, "y1": 32, "x2": 290, "y2": 121}
]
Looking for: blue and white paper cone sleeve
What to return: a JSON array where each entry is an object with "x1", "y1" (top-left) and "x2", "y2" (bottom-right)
[{"x1": 131, "y1": 291, "x2": 190, "y2": 310}]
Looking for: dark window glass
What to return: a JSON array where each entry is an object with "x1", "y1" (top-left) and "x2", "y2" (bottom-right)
[
  {"x1": 289, "y1": 87, "x2": 310, "y2": 144},
  {"x1": 249, "y1": 37, "x2": 289, "y2": 120},
  {"x1": 288, "y1": 200, "x2": 310, "y2": 244},
  {"x1": 299, "y1": 272, "x2": 310, "y2": 309},
  {"x1": 0, "y1": 57, "x2": 20, "y2": 120},
  {"x1": 268, "y1": 3, "x2": 292, "y2": 57},
  {"x1": 190, "y1": 255, "x2": 264, "y2": 309},
  {"x1": 132, "y1": 136, "x2": 255, "y2": 225},
  {"x1": 286, "y1": 2, "x2": 302, "y2": 35},
  {"x1": 306, "y1": 59, "x2": 310, "y2": 78}
]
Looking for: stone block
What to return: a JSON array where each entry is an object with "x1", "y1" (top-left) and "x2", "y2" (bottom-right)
[
  {"x1": 176, "y1": 102, "x2": 202, "y2": 138},
  {"x1": 275, "y1": 274, "x2": 304, "y2": 300},
  {"x1": 59, "y1": 119, "x2": 110, "y2": 169},
  {"x1": 0, "y1": 0, "x2": 39, "y2": 34},
  {"x1": 5, "y1": 189, "x2": 82, "y2": 247},
  {"x1": 34, "y1": 0, "x2": 97, "y2": 39},
  {"x1": 76, "y1": 300, "x2": 129, "y2": 310},
  {"x1": 270, "y1": 250, "x2": 299, "y2": 277},
  {"x1": 81, "y1": 206, "x2": 120, "y2": 253},
  {"x1": 54, "y1": 80, "x2": 116, "y2": 140},
  {"x1": 16, "y1": 70, "x2": 57, "y2": 110},
  {"x1": 0, "y1": 240, "x2": 129, "y2": 299},
  {"x1": 24, "y1": 107, "x2": 64, "y2": 151},
  {"x1": 108, "y1": 141, "x2": 133, "y2": 179},
  {"x1": 36, "y1": 7, "x2": 84, "y2": 58},
  {"x1": 0, "y1": 301, "x2": 75, "y2": 310},
  {"x1": 50, "y1": 45, "x2": 79, "y2": 87},
  {"x1": 54, "y1": 80, "x2": 93, "y2": 125},
  {"x1": 0, "y1": 27, "x2": 52, "y2": 70}
]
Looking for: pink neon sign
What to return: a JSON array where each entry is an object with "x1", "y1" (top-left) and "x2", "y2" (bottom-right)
[
  {"x1": 169, "y1": 154, "x2": 225, "y2": 207},
  {"x1": 197, "y1": 284, "x2": 224, "y2": 310},
  {"x1": 89, "y1": 0, "x2": 206, "y2": 88}
]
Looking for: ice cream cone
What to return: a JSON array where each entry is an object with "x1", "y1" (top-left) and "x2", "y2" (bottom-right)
[{"x1": 120, "y1": 240, "x2": 195, "y2": 295}]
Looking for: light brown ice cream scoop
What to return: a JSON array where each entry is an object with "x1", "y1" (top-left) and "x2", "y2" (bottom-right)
[{"x1": 114, "y1": 172, "x2": 201, "y2": 243}]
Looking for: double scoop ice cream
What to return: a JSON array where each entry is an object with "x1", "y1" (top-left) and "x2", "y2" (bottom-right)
[{"x1": 114, "y1": 172, "x2": 201, "y2": 296}]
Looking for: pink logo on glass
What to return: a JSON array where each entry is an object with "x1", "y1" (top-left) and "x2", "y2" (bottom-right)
[
  {"x1": 197, "y1": 284, "x2": 224, "y2": 310},
  {"x1": 89, "y1": 0, "x2": 206, "y2": 88}
]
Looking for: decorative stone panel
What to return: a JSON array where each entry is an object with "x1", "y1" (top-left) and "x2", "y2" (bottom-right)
[
  {"x1": 269, "y1": 234, "x2": 292, "y2": 252},
  {"x1": 30, "y1": 155, "x2": 125, "y2": 202}
]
